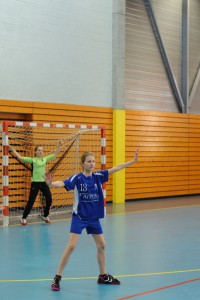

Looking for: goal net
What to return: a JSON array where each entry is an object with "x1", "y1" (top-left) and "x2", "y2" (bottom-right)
[{"x1": 0, "y1": 121, "x2": 106, "y2": 226}]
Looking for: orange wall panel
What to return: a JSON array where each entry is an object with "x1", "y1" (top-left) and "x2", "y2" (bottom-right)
[{"x1": 2, "y1": 100, "x2": 200, "y2": 202}]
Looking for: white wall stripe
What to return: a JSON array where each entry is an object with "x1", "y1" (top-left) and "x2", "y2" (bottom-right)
[
  {"x1": 3, "y1": 216, "x2": 9, "y2": 227},
  {"x1": 56, "y1": 124, "x2": 64, "y2": 128},
  {"x1": 101, "y1": 155, "x2": 106, "y2": 165},
  {"x1": 80, "y1": 125, "x2": 87, "y2": 129},
  {"x1": 3, "y1": 156, "x2": 8, "y2": 166},
  {"x1": 2, "y1": 133, "x2": 8, "y2": 145},
  {"x1": 69, "y1": 124, "x2": 76, "y2": 129},
  {"x1": 3, "y1": 196, "x2": 9, "y2": 206},
  {"x1": 101, "y1": 138, "x2": 106, "y2": 147},
  {"x1": 43, "y1": 123, "x2": 51, "y2": 127},
  {"x1": 29, "y1": 122, "x2": 37, "y2": 127},
  {"x1": 3, "y1": 176, "x2": 9, "y2": 186},
  {"x1": 16, "y1": 122, "x2": 23, "y2": 126}
]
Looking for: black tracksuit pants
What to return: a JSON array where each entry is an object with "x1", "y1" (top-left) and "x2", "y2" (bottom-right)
[{"x1": 22, "y1": 182, "x2": 52, "y2": 219}]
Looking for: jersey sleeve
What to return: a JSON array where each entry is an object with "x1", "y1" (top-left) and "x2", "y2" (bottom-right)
[
  {"x1": 20, "y1": 157, "x2": 33, "y2": 164},
  {"x1": 63, "y1": 174, "x2": 78, "y2": 191},
  {"x1": 103, "y1": 169, "x2": 109, "y2": 182},
  {"x1": 96, "y1": 170, "x2": 109, "y2": 183},
  {"x1": 45, "y1": 154, "x2": 56, "y2": 163}
]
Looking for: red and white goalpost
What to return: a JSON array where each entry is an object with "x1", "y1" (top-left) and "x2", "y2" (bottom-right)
[{"x1": 0, "y1": 121, "x2": 106, "y2": 226}]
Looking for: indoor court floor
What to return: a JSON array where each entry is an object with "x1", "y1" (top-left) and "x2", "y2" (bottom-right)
[{"x1": 1, "y1": 196, "x2": 200, "y2": 300}]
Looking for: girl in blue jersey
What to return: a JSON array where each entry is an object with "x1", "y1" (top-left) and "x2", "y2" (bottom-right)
[{"x1": 45, "y1": 149, "x2": 139, "y2": 290}]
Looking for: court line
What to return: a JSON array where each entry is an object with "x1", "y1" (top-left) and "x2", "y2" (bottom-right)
[
  {"x1": 1, "y1": 268, "x2": 200, "y2": 283},
  {"x1": 1, "y1": 217, "x2": 72, "y2": 227},
  {"x1": 117, "y1": 277, "x2": 200, "y2": 299}
]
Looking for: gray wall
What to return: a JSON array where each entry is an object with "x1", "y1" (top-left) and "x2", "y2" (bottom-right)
[
  {"x1": 188, "y1": 0, "x2": 200, "y2": 113},
  {"x1": 0, "y1": 0, "x2": 112, "y2": 107},
  {"x1": 0, "y1": 0, "x2": 199, "y2": 113},
  {"x1": 125, "y1": 0, "x2": 180, "y2": 112},
  {"x1": 124, "y1": 0, "x2": 200, "y2": 113}
]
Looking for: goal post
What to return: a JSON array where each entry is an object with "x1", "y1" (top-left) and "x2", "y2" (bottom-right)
[{"x1": 0, "y1": 121, "x2": 106, "y2": 227}]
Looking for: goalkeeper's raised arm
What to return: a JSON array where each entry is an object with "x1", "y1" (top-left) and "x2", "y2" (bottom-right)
[
  {"x1": 9, "y1": 140, "x2": 63, "y2": 159},
  {"x1": 54, "y1": 140, "x2": 63, "y2": 156},
  {"x1": 9, "y1": 145, "x2": 22, "y2": 160}
]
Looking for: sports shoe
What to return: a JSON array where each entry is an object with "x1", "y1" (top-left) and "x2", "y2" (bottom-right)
[
  {"x1": 20, "y1": 218, "x2": 28, "y2": 226},
  {"x1": 51, "y1": 275, "x2": 61, "y2": 291},
  {"x1": 97, "y1": 273, "x2": 120, "y2": 285},
  {"x1": 40, "y1": 216, "x2": 51, "y2": 223}
]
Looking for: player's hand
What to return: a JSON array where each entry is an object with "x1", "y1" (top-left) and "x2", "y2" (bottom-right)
[
  {"x1": 134, "y1": 148, "x2": 139, "y2": 162},
  {"x1": 44, "y1": 171, "x2": 53, "y2": 186},
  {"x1": 8, "y1": 145, "x2": 13, "y2": 152},
  {"x1": 58, "y1": 140, "x2": 63, "y2": 147}
]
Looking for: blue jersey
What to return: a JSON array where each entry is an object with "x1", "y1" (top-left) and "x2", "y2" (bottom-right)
[{"x1": 63, "y1": 170, "x2": 109, "y2": 220}]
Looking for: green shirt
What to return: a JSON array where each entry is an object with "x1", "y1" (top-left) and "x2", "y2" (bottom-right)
[{"x1": 21, "y1": 154, "x2": 55, "y2": 182}]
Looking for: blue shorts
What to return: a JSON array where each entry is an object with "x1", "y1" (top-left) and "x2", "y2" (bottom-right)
[{"x1": 70, "y1": 214, "x2": 103, "y2": 234}]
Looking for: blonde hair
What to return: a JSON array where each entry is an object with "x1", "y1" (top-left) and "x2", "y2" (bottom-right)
[{"x1": 80, "y1": 152, "x2": 94, "y2": 164}]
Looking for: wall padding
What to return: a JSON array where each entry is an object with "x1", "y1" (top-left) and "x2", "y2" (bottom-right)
[
  {"x1": 2, "y1": 100, "x2": 200, "y2": 202},
  {"x1": 126, "y1": 110, "x2": 200, "y2": 200},
  {"x1": 0, "y1": 99, "x2": 113, "y2": 201}
]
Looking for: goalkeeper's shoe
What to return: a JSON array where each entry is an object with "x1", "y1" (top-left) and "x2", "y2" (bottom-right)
[
  {"x1": 51, "y1": 275, "x2": 61, "y2": 291},
  {"x1": 97, "y1": 273, "x2": 120, "y2": 285},
  {"x1": 20, "y1": 218, "x2": 28, "y2": 226},
  {"x1": 40, "y1": 215, "x2": 51, "y2": 224}
]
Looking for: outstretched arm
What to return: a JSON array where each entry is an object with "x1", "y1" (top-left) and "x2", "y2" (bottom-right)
[
  {"x1": 108, "y1": 148, "x2": 139, "y2": 175},
  {"x1": 9, "y1": 145, "x2": 22, "y2": 160},
  {"x1": 44, "y1": 171, "x2": 65, "y2": 188},
  {"x1": 54, "y1": 140, "x2": 63, "y2": 156}
]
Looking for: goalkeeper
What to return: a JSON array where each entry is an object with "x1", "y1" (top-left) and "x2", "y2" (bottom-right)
[
  {"x1": 44, "y1": 148, "x2": 139, "y2": 290},
  {"x1": 9, "y1": 141, "x2": 62, "y2": 225}
]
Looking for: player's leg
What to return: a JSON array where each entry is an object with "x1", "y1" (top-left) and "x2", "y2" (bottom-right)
[
  {"x1": 91, "y1": 220, "x2": 120, "y2": 285},
  {"x1": 58, "y1": 233, "x2": 80, "y2": 274},
  {"x1": 51, "y1": 233, "x2": 80, "y2": 291},
  {"x1": 51, "y1": 215, "x2": 85, "y2": 291},
  {"x1": 21, "y1": 182, "x2": 40, "y2": 225},
  {"x1": 40, "y1": 182, "x2": 52, "y2": 223},
  {"x1": 92, "y1": 233, "x2": 106, "y2": 274}
]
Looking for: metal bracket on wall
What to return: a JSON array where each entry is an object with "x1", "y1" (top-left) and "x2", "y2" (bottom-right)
[
  {"x1": 189, "y1": 64, "x2": 200, "y2": 108},
  {"x1": 144, "y1": 0, "x2": 185, "y2": 113}
]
